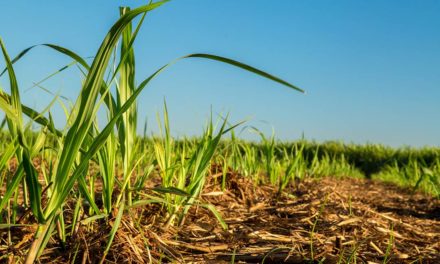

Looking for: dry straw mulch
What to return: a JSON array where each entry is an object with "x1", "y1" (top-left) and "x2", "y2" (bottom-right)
[{"x1": 2, "y1": 170, "x2": 440, "y2": 263}]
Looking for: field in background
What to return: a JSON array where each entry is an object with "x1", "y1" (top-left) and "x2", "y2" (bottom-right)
[{"x1": 2, "y1": 129, "x2": 438, "y2": 197}]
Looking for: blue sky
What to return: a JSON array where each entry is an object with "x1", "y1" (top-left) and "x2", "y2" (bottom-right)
[{"x1": 0, "y1": 0, "x2": 439, "y2": 147}]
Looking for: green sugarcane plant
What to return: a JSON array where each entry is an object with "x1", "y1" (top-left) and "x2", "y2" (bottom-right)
[
  {"x1": 149, "y1": 104, "x2": 233, "y2": 229},
  {"x1": 251, "y1": 127, "x2": 277, "y2": 184},
  {"x1": 116, "y1": 6, "x2": 139, "y2": 207},
  {"x1": 0, "y1": 1, "x2": 304, "y2": 262}
]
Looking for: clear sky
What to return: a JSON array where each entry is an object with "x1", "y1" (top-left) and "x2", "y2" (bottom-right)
[{"x1": 0, "y1": 0, "x2": 439, "y2": 147}]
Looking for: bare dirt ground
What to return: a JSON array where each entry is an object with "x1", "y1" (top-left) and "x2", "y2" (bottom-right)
[{"x1": 1, "y1": 167, "x2": 439, "y2": 263}]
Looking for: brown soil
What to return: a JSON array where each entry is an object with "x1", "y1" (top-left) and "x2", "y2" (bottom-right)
[{"x1": 1, "y1": 168, "x2": 439, "y2": 263}]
